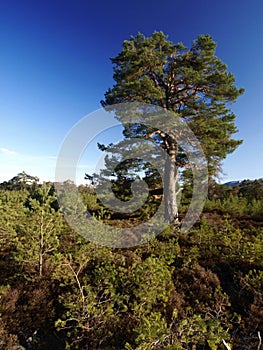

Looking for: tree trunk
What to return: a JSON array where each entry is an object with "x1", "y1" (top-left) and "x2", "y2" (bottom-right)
[{"x1": 164, "y1": 141, "x2": 179, "y2": 223}]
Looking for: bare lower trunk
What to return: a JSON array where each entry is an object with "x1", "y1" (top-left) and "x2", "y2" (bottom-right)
[{"x1": 164, "y1": 143, "x2": 179, "y2": 223}]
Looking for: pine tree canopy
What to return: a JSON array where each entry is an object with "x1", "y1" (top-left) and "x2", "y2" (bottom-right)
[{"x1": 101, "y1": 31, "x2": 244, "y2": 176}]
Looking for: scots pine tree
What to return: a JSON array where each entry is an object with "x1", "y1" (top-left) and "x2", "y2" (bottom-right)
[{"x1": 101, "y1": 32, "x2": 244, "y2": 222}]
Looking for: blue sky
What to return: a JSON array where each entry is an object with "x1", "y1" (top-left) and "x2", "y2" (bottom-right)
[{"x1": 0, "y1": 0, "x2": 262, "y2": 184}]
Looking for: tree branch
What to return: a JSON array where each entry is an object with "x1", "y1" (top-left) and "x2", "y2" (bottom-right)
[
  {"x1": 258, "y1": 331, "x2": 262, "y2": 350},
  {"x1": 222, "y1": 339, "x2": 231, "y2": 350}
]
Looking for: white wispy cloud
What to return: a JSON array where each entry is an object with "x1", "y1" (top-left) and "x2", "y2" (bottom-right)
[
  {"x1": 0, "y1": 147, "x2": 17, "y2": 155},
  {"x1": 0, "y1": 152, "x2": 57, "y2": 183},
  {"x1": 0, "y1": 150, "x2": 96, "y2": 184}
]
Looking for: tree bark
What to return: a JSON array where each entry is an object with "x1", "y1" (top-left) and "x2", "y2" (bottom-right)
[{"x1": 164, "y1": 141, "x2": 179, "y2": 223}]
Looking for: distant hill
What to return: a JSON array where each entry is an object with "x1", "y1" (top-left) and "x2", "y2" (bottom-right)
[
  {"x1": 223, "y1": 178, "x2": 263, "y2": 187},
  {"x1": 223, "y1": 180, "x2": 243, "y2": 188}
]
